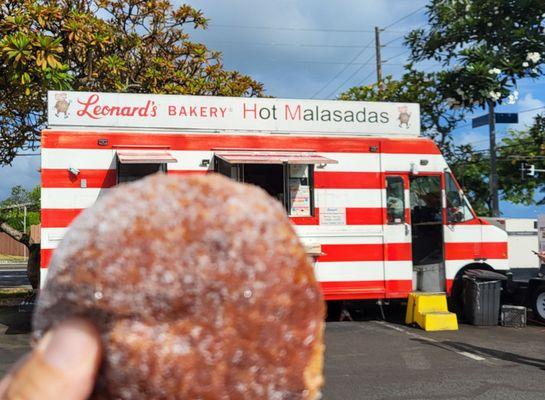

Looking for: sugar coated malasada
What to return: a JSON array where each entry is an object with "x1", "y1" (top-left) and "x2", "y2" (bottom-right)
[{"x1": 33, "y1": 173, "x2": 325, "y2": 400}]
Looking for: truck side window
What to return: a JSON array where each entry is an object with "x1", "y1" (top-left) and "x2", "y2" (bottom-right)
[
  {"x1": 445, "y1": 172, "x2": 474, "y2": 223},
  {"x1": 386, "y1": 176, "x2": 405, "y2": 224}
]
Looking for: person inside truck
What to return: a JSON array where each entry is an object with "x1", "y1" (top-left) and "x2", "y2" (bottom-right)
[{"x1": 413, "y1": 192, "x2": 442, "y2": 223}]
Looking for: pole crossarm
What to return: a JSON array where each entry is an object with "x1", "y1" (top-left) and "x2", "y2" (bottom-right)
[{"x1": 0, "y1": 202, "x2": 34, "y2": 210}]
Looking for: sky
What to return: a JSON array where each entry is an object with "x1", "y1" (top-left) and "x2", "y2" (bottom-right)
[{"x1": 0, "y1": 0, "x2": 544, "y2": 217}]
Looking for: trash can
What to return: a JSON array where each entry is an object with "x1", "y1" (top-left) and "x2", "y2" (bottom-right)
[{"x1": 462, "y1": 277, "x2": 502, "y2": 326}]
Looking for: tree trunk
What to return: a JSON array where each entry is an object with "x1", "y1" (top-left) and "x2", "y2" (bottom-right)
[
  {"x1": 0, "y1": 221, "x2": 30, "y2": 246},
  {"x1": 27, "y1": 243, "x2": 41, "y2": 290},
  {"x1": 0, "y1": 220, "x2": 39, "y2": 289}
]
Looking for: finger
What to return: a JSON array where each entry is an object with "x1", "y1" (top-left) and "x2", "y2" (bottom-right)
[{"x1": 3, "y1": 318, "x2": 102, "y2": 400}]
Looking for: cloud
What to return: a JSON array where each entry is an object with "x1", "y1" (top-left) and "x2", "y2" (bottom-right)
[
  {"x1": 456, "y1": 130, "x2": 488, "y2": 147},
  {"x1": 516, "y1": 92, "x2": 545, "y2": 128},
  {"x1": 187, "y1": 0, "x2": 428, "y2": 98}
]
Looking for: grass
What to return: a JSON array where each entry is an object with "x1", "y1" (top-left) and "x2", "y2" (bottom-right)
[
  {"x1": 0, "y1": 288, "x2": 32, "y2": 298},
  {"x1": 0, "y1": 254, "x2": 26, "y2": 262}
]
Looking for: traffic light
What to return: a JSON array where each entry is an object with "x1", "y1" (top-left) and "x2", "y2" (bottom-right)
[{"x1": 521, "y1": 163, "x2": 536, "y2": 179}]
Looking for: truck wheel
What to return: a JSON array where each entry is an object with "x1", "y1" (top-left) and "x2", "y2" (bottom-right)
[{"x1": 531, "y1": 285, "x2": 545, "y2": 323}]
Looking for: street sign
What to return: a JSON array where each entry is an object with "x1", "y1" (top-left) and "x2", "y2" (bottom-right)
[
  {"x1": 471, "y1": 112, "x2": 519, "y2": 128},
  {"x1": 472, "y1": 114, "x2": 489, "y2": 128},
  {"x1": 495, "y1": 113, "x2": 519, "y2": 124}
]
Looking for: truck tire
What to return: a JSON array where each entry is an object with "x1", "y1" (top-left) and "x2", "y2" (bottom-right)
[{"x1": 531, "y1": 285, "x2": 545, "y2": 323}]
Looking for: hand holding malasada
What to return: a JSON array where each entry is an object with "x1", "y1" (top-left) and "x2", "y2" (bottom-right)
[
  {"x1": 0, "y1": 318, "x2": 102, "y2": 400},
  {"x1": 2, "y1": 174, "x2": 325, "y2": 399}
]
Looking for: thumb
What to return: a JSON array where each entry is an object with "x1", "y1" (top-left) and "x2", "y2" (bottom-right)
[{"x1": 0, "y1": 318, "x2": 102, "y2": 400}]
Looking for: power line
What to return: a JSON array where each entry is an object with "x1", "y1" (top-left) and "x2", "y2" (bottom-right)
[
  {"x1": 211, "y1": 24, "x2": 405, "y2": 33},
  {"x1": 292, "y1": 60, "x2": 403, "y2": 66},
  {"x1": 384, "y1": 49, "x2": 411, "y2": 63},
  {"x1": 325, "y1": 55, "x2": 377, "y2": 99},
  {"x1": 382, "y1": 35, "x2": 404, "y2": 47},
  {"x1": 383, "y1": 6, "x2": 426, "y2": 30},
  {"x1": 207, "y1": 40, "x2": 406, "y2": 49},
  {"x1": 311, "y1": 37, "x2": 375, "y2": 98}
]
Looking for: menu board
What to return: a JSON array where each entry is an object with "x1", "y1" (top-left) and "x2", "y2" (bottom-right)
[
  {"x1": 289, "y1": 165, "x2": 311, "y2": 216},
  {"x1": 319, "y1": 207, "x2": 347, "y2": 226}
]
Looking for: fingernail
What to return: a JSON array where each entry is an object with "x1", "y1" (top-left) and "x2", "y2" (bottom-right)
[{"x1": 38, "y1": 319, "x2": 101, "y2": 372}]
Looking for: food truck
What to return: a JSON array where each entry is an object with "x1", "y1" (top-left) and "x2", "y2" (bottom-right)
[{"x1": 42, "y1": 91, "x2": 509, "y2": 303}]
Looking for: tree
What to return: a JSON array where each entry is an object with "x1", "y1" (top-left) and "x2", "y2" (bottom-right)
[
  {"x1": 0, "y1": 185, "x2": 41, "y2": 288},
  {"x1": 406, "y1": 0, "x2": 545, "y2": 110},
  {"x1": 498, "y1": 114, "x2": 545, "y2": 205},
  {"x1": 405, "y1": 0, "x2": 545, "y2": 215},
  {"x1": 449, "y1": 114, "x2": 545, "y2": 214},
  {"x1": 1, "y1": 0, "x2": 265, "y2": 287},
  {"x1": 339, "y1": 71, "x2": 465, "y2": 156},
  {"x1": 0, "y1": 185, "x2": 40, "y2": 232},
  {"x1": 0, "y1": 0, "x2": 265, "y2": 164}
]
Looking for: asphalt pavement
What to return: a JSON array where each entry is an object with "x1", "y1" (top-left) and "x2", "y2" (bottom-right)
[
  {"x1": 323, "y1": 304, "x2": 545, "y2": 400},
  {"x1": 1, "y1": 303, "x2": 545, "y2": 399},
  {"x1": 0, "y1": 263, "x2": 30, "y2": 288}
]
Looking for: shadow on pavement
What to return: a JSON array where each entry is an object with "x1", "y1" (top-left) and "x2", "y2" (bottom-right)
[
  {"x1": 411, "y1": 337, "x2": 545, "y2": 371},
  {"x1": 326, "y1": 300, "x2": 407, "y2": 323},
  {"x1": 445, "y1": 340, "x2": 545, "y2": 370},
  {"x1": 0, "y1": 306, "x2": 32, "y2": 335}
]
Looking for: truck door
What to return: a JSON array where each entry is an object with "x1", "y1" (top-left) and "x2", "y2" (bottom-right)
[
  {"x1": 384, "y1": 173, "x2": 413, "y2": 296},
  {"x1": 409, "y1": 174, "x2": 446, "y2": 291}
]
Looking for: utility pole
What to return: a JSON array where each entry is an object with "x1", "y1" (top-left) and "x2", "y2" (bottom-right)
[
  {"x1": 374, "y1": 26, "x2": 383, "y2": 89},
  {"x1": 488, "y1": 100, "x2": 499, "y2": 217}
]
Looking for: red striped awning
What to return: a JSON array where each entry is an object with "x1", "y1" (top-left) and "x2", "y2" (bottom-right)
[
  {"x1": 214, "y1": 151, "x2": 338, "y2": 165},
  {"x1": 117, "y1": 149, "x2": 176, "y2": 164}
]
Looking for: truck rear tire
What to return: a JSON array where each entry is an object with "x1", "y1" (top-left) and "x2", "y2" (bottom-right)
[{"x1": 531, "y1": 285, "x2": 545, "y2": 323}]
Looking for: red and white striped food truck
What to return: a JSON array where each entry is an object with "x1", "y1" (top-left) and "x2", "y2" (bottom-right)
[{"x1": 42, "y1": 91, "x2": 508, "y2": 301}]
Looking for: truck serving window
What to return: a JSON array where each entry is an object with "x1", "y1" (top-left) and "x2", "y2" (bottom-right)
[
  {"x1": 116, "y1": 149, "x2": 175, "y2": 184},
  {"x1": 214, "y1": 160, "x2": 314, "y2": 217},
  {"x1": 386, "y1": 176, "x2": 405, "y2": 224},
  {"x1": 445, "y1": 172, "x2": 474, "y2": 223},
  {"x1": 117, "y1": 163, "x2": 166, "y2": 184}
]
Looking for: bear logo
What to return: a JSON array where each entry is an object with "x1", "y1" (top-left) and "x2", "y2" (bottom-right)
[
  {"x1": 54, "y1": 93, "x2": 71, "y2": 118},
  {"x1": 398, "y1": 106, "x2": 411, "y2": 129}
]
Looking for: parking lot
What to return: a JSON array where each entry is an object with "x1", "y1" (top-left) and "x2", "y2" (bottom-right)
[
  {"x1": 1, "y1": 303, "x2": 544, "y2": 399},
  {"x1": 324, "y1": 318, "x2": 545, "y2": 399}
]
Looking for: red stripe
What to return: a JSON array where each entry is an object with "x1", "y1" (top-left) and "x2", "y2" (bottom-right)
[
  {"x1": 385, "y1": 279, "x2": 413, "y2": 295},
  {"x1": 41, "y1": 170, "x2": 384, "y2": 190},
  {"x1": 320, "y1": 280, "x2": 412, "y2": 300},
  {"x1": 290, "y1": 208, "x2": 385, "y2": 225},
  {"x1": 319, "y1": 243, "x2": 411, "y2": 262},
  {"x1": 42, "y1": 207, "x2": 390, "y2": 229},
  {"x1": 41, "y1": 169, "x2": 209, "y2": 189},
  {"x1": 41, "y1": 249, "x2": 53, "y2": 268},
  {"x1": 446, "y1": 279, "x2": 454, "y2": 295},
  {"x1": 347, "y1": 208, "x2": 385, "y2": 225},
  {"x1": 381, "y1": 138, "x2": 441, "y2": 154},
  {"x1": 314, "y1": 171, "x2": 382, "y2": 189},
  {"x1": 42, "y1": 131, "x2": 440, "y2": 154},
  {"x1": 42, "y1": 209, "x2": 83, "y2": 227},
  {"x1": 445, "y1": 242, "x2": 508, "y2": 260},
  {"x1": 42, "y1": 169, "x2": 117, "y2": 188}
]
